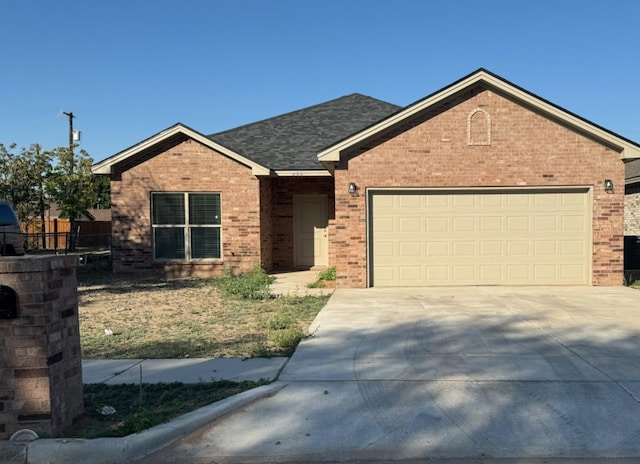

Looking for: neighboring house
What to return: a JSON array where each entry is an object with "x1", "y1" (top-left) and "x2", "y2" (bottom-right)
[
  {"x1": 626, "y1": 159, "x2": 640, "y2": 235},
  {"x1": 47, "y1": 203, "x2": 112, "y2": 222},
  {"x1": 624, "y1": 159, "x2": 640, "y2": 270},
  {"x1": 93, "y1": 69, "x2": 640, "y2": 287}
]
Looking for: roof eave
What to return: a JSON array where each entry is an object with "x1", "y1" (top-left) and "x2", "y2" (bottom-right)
[
  {"x1": 318, "y1": 70, "x2": 640, "y2": 162},
  {"x1": 92, "y1": 124, "x2": 271, "y2": 176},
  {"x1": 273, "y1": 169, "x2": 332, "y2": 177}
]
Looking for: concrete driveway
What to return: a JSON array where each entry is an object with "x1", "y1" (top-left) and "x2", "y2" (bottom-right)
[{"x1": 145, "y1": 286, "x2": 640, "y2": 462}]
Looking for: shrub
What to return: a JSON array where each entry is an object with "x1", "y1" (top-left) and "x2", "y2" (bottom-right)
[
  {"x1": 217, "y1": 265, "x2": 275, "y2": 300},
  {"x1": 318, "y1": 267, "x2": 336, "y2": 281}
]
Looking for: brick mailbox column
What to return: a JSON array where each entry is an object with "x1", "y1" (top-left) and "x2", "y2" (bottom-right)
[{"x1": 0, "y1": 255, "x2": 84, "y2": 439}]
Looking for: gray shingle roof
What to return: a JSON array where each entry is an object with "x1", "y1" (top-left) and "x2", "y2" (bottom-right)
[{"x1": 208, "y1": 94, "x2": 401, "y2": 171}]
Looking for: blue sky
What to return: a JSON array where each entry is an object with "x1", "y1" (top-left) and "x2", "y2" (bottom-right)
[{"x1": 1, "y1": 0, "x2": 639, "y2": 163}]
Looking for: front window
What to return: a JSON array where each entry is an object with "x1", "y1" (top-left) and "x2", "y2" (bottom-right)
[{"x1": 152, "y1": 193, "x2": 221, "y2": 260}]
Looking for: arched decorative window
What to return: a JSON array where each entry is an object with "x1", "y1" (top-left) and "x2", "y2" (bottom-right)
[{"x1": 468, "y1": 107, "x2": 491, "y2": 146}]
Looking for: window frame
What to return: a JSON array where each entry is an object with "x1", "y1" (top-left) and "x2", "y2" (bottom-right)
[{"x1": 151, "y1": 192, "x2": 222, "y2": 262}]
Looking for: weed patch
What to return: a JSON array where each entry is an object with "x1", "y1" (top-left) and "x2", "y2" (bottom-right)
[
  {"x1": 216, "y1": 265, "x2": 275, "y2": 300},
  {"x1": 308, "y1": 267, "x2": 336, "y2": 288}
]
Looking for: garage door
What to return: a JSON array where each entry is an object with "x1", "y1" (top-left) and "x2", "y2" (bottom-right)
[{"x1": 370, "y1": 189, "x2": 591, "y2": 286}]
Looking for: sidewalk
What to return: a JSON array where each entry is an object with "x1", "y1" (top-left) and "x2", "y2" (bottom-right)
[{"x1": 82, "y1": 357, "x2": 288, "y2": 384}]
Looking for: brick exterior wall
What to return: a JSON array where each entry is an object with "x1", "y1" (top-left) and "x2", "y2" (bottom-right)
[
  {"x1": 0, "y1": 255, "x2": 83, "y2": 439},
  {"x1": 333, "y1": 87, "x2": 626, "y2": 287},
  {"x1": 111, "y1": 137, "x2": 263, "y2": 277},
  {"x1": 271, "y1": 177, "x2": 335, "y2": 270},
  {"x1": 625, "y1": 184, "x2": 640, "y2": 236}
]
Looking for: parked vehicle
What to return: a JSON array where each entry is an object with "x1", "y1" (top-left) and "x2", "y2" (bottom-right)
[{"x1": 0, "y1": 201, "x2": 25, "y2": 256}]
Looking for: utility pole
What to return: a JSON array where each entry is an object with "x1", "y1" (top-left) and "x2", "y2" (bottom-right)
[{"x1": 62, "y1": 111, "x2": 74, "y2": 152}]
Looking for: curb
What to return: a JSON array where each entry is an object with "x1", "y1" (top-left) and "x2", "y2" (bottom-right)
[{"x1": 25, "y1": 382, "x2": 287, "y2": 464}]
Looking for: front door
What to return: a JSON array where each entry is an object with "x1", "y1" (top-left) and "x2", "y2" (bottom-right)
[{"x1": 294, "y1": 195, "x2": 328, "y2": 268}]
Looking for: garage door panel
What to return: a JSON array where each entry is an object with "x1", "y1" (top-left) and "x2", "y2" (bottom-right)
[
  {"x1": 561, "y1": 264, "x2": 585, "y2": 279},
  {"x1": 507, "y1": 216, "x2": 530, "y2": 232},
  {"x1": 399, "y1": 217, "x2": 421, "y2": 233},
  {"x1": 371, "y1": 189, "x2": 590, "y2": 286},
  {"x1": 561, "y1": 240, "x2": 585, "y2": 255},
  {"x1": 374, "y1": 217, "x2": 395, "y2": 233},
  {"x1": 453, "y1": 217, "x2": 475, "y2": 232},
  {"x1": 480, "y1": 265, "x2": 503, "y2": 281},
  {"x1": 534, "y1": 216, "x2": 557, "y2": 232},
  {"x1": 480, "y1": 241, "x2": 502, "y2": 256},
  {"x1": 562, "y1": 216, "x2": 585, "y2": 231},
  {"x1": 507, "y1": 241, "x2": 529, "y2": 255},
  {"x1": 399, "y1": 266, "x2": 422, "y2": 281},
  {"x1": 453, "y1": 266, "x2": 475, "y2": 280},
  {"x1": 399, "y1": 242, "x2": 421, "y2": 256},
  {"x1": 426, "y1": 217, "x2": 448, "y2": 233},
  {"x1": 426, "y1": 241, "x2": 448, "y2": 256},
  {"x1": 426, "y1": 265, "x2": 449, "y2": 281}
]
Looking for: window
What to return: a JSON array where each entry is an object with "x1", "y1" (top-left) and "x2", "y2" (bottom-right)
[{"x1": 152, "y1": 193, "x2": 221, "y2": 260}]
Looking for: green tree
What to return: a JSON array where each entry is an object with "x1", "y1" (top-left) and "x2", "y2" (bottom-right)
[
  {"x1": 0, "y1": 143, "x2": 53, "y2": 227},
  {"x1": 47, "y1": 146, "x2": 96, "y2": 251},
  {"x1": 92, "y1": 174, "x2": 111, "y2": 209}
]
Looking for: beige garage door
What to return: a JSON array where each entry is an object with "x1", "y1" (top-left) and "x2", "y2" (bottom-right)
[{"x1": 370, "y1": 189, "x2": 591, "y2": 286}]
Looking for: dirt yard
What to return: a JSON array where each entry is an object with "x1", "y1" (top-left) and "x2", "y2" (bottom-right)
[{"x1": 77, "y1": 273, "x2": 329, "y2": 359}]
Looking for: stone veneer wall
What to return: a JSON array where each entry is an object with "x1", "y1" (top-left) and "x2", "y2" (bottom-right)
[
  {"x1": 625, "y1": 184, "x2": 640, "y2": 236},
  {"x1": 0, "y1": 255, "x2": 83, "y2": 439}
]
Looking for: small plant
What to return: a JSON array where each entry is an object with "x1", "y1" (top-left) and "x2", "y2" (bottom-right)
[
  {"x1": 318, "y1": 267, "x2": 336, "y2": 281},
  {"x1": 307, "y1": 266, "x2": 336, "y2": 288},
  {"x1": 216, "y1": 264, "x2": 275, "y2": 300}
]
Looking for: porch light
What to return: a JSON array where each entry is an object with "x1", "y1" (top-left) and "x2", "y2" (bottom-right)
[
  {"x1": 348, "y1": 182, "x2": 358, "y2": 196},
  {"x1": 604, "y1": 179, "x2": 614, "y2": 193}
]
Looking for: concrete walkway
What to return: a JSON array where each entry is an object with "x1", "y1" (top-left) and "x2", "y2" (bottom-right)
[
  {"x1": 269, "y1": 269, "x2": 334, "y2": 297},
  {"x1": 82, "y1": 357, "x2": 288, "y2": 384},
  {"x1": 142, "y1": 286, "x2": 640, "y2": 463}
]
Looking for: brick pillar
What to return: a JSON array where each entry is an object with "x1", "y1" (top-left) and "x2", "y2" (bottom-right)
[{"x1": 0, "y1": 255, "x2": 84, "y2": 439}]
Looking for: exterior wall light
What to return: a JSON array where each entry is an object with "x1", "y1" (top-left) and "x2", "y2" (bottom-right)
[
  {"x1": 348, "y1": 182, "x2": 358, "y2": 196},
  {"x1": 604, "y1": 179, "x2": 614, "y2": 193}
]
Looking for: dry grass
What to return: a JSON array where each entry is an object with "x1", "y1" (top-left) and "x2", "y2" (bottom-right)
[{"x1": 78, "y1": 271, "x2": 329, "y2": 359}]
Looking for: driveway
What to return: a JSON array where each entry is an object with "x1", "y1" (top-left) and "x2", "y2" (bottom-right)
[{"x1": 145, "y1": 286, "x2": 640, "y2": 462}]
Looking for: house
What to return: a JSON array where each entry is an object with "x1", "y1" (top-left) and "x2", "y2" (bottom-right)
[
  {"x1": 93, "y1": 69, "x2": 640, "y2": 287},
  {"x1": 626, "y1": 159, "x2": 640, "y2": 236},
  {"x1": 624, "y1": 159, "x2": 640, "y2": 270}
]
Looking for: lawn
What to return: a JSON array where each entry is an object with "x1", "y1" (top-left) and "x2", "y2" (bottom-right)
[
  {"x1": 72, "y1": 266, "x2": 330, "y2": 438},
  {"x1": 66, "y1": 380, "x2": 267, "y2": 439},
  {"x1": 78, "y1": 268, "x2": 330, "y2": 359}
]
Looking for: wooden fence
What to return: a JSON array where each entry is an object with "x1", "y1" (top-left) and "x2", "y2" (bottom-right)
[{"x1": 23, "y1": 219, "x2": 112, "y2": 251}]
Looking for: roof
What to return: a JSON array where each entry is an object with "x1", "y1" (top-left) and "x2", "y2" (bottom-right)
[
  {"x1": 93, "y1": 94, "x2": 400, "y2": 176},
  {"x1": 318, "y1": 68, "x2": 640, "y2": 164},
  {"x1": 208, "y1": 94, "x2": 401, "y2": 171},
  {"x1": 626, "y1": 159, "x2": 640, "y2": 185},
  {"x1": 87, "y1": 208, "x2": 112, "y2": 221},
  {"x1": 93, "y1": 124, "x2": 271, "y2": 176}
]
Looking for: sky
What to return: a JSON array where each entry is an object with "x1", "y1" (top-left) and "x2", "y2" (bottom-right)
[{"x1": 1, "y1": 0, "x2": 639, "y2": 163}]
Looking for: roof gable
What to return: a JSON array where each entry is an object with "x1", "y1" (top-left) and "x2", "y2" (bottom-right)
[
  {"x1": 208, "y1": 94, "x2": 401, "y2": 171},
  {"x1": 318, "y1": 69, "x2": 640, "y2": 164},
  {"x1": 93, "y1": 124, "x2": 271, "y2": 176}
]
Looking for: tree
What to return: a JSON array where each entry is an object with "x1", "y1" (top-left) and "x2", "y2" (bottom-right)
[
  {"x1": 47, "y1": 145, "x2": 95, "y2": 251},
  {"x1": 0, "y1": 143, "x2": 53, "y2": 227},
  {"x1": 92, "y1": 174, "x2": 111, "y2": 209}
]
